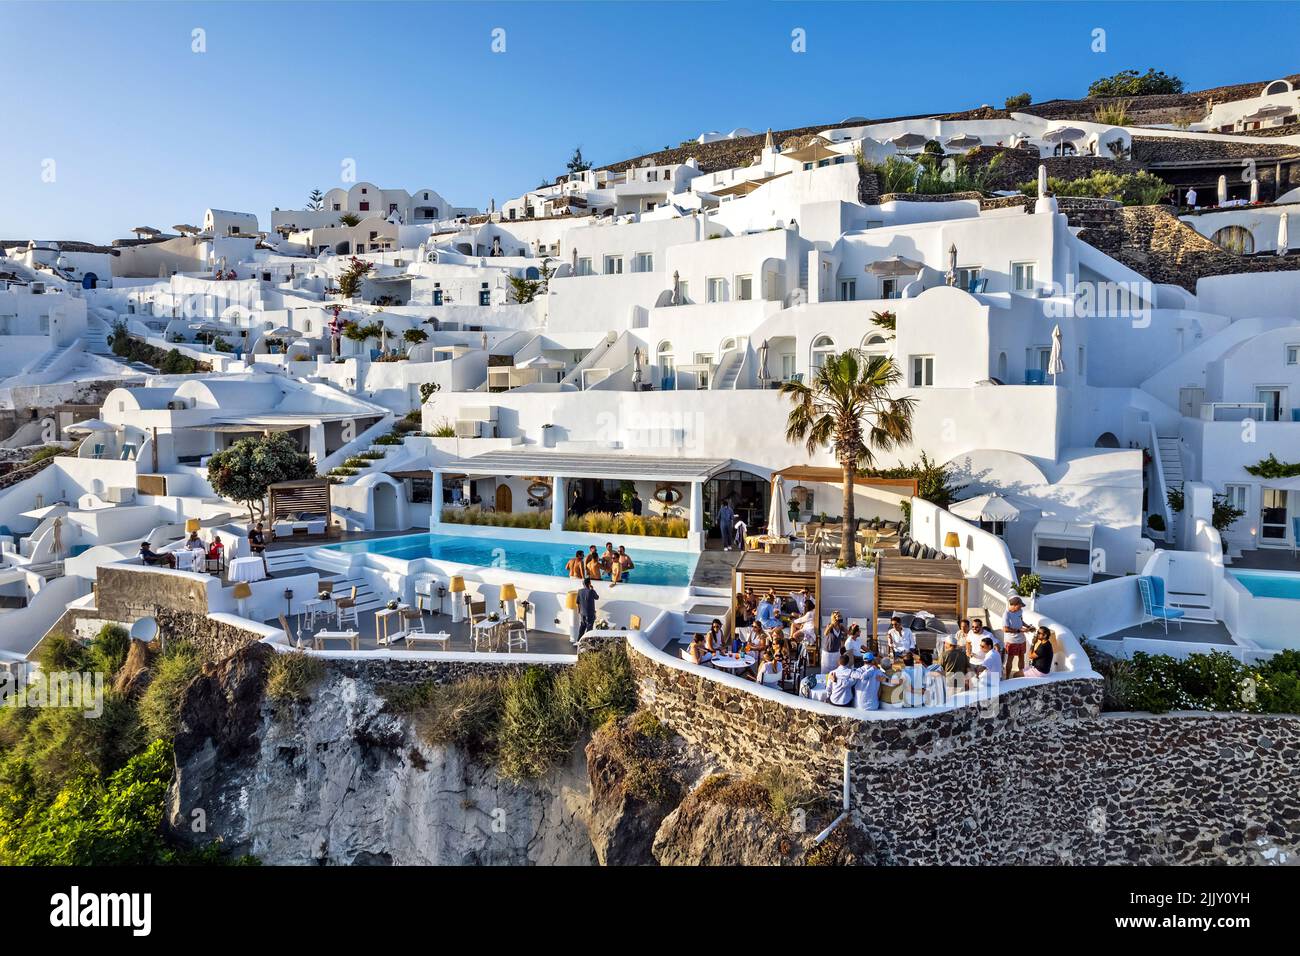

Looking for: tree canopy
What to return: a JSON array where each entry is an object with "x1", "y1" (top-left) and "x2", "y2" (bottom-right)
[
  {"x1": 1087, "y1": 68, "x2": 1184, "y2": 98},
  {"x1": 206, "y1": 431, "x2": 316, "y2": 521}
]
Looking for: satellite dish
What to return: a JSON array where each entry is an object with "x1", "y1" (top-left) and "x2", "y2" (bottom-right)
[{"x1": 130, "y1": 617, "x2": 159, "y2": 642}]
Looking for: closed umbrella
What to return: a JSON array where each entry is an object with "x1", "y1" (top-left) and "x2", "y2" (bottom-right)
[
  {"x1": 757, "y1": 339, "x2": 770, "y2": 386},
  {"x1": 1217, "y1": 175, "x2": 1228, "y2": 205},
  {"x1": 1250, "y1": 179, "x2": 1260, "y2": 203},
  {"x1": 946, "y1": 243, "x2": 958, "y2": 286},
  {"x1": 949, "y1": 492, "x2": 1034, "y2": 523},
  {"x1": 767, "y1": 475, "x2": 789, "y2": 538},
  {"x1": 1048, "y1": 324, "x2": 1065, "y2": 384},
  {"x1": 51, "y1": 517, "x2": 63, "y2": 561},
  {"x1": 1280, "y1": 213, "x2": 1290, "y2": 256},
  {"x1": 632, "y1": 346, "x2": 643, "y2": 387}
]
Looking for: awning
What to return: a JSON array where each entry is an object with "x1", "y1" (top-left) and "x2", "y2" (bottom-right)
[
  {"x1": 773, "y1": 465, "x2": 918, "y2": 497},
  {"x1": 418, "y1": 450, "x2": 731, "y2": 483},
  {"x1": 1262, "y1": 476, "x2": 1300, "y2": 492}
]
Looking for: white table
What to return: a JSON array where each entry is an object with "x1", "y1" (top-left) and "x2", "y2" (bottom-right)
[
  {"x1": 472, "y1": 618, "x2": 502, "y2": 651},
  {"x1": 174, "y1": 549, "x2": 205, "y2": 572},
  {"x1": 228, "y1": 555, "x2": 267, "y2": 583},
  {"x1": 301, "y1": 597, "x2": 334, "y2": 632},
  {"x1": 710, "y1": 653, "x2": 755, "y2": 672},
  {"x1": 375, "y1": 605, "x2": 410, "y2": 646}
]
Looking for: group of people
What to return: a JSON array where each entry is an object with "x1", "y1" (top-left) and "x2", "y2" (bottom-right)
[
  {"x1": 692, "y1": 586, "x2": 821, "y2": 683},
  {"x1": 566, "y1": 542, "x2": 635, "y2": 587}
]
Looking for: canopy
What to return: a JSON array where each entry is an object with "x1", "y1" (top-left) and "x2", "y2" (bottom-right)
[
  {"x1": 949, "y1": 492, "x2": 1036, "y2": 522},
  {"x1": 1261, "y1": 475, "x2": 1300, "y2": 492},
  {"x1": 945, "y1": 133, "x2": 981, "y2": 150},
  {"x1": 1246, "y1": 105, "x2": 1292, "y2": 120},
  {"x1": 65, "y1": 418, "x2": 117, "y2": 434},
  {"x1": 1042, "y1": 127, "x2": 1085, "y2": 144},
  {"x1": 890, "y1": 132, "x2": 928, "y2": 152},
  {"x1": 866, "y1": 255, "x2": 924, "y2": 276}
]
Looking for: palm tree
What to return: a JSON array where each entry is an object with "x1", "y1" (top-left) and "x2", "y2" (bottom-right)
[{"x1": 780, "y1": 350, "x2": 915, "y2": 567}]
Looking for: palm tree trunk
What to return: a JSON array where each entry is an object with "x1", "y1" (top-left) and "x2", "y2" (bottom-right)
[{"x1": 840, "y1": 461, "x2": 856, "y2": 567}]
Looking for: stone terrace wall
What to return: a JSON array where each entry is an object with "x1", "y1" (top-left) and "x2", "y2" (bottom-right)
[
  {"x1": 154, "y1": 610, "x2": 267, "y2": 663},
  {"x1": 322, "y1": 654, "x2": 571, "y2": 687},
  {"x1": 852, "y1": 710, "x2": 1300, "y2": 865}
]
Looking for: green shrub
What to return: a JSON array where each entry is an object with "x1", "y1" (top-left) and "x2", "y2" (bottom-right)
[
  {"x1": 387, "y1": 674, "x2": 504, "y2": 754},
  {"x1": 1014, "y1": 573, "x2": 1042, "y2": 597},
  {"x1": 497, "y1": 668, "x2": 583, "y2": 781},
  {"x1": 374, "y1": 433, "x2": 404, "y2": 446},
  {"x1": 343, "y1": 457, "x2": 370, "y2": 469},
  {"x1": 137, "y1": 642, "x2": 200, "y2": 740},
  {"x1": 1004, "y1": 92, "x2": 1031, "y2": 110},
  {"x1": 264, "y1": 652, "x2": 325, "y2": 705},
  {"x1": 567, "y1": 643, "x2": 637, "y2": 729},
  {"x1": 90, "y1": 624, "x2": 130, "y2": 676}
]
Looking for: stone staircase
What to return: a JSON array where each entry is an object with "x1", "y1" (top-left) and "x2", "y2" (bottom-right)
[
  {"x1": 712, "y1": 349, "x2": 742, "y2": 390},
  {"x1": 1157, "y1": 435, "x2": 1184, "y2": 541}
]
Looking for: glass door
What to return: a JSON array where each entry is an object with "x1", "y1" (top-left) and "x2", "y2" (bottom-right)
[
  {"x1": 1261, "y1": 488, "x2": 1289, "y2": 543},
  {"x1": 1256, "y1": 387, "x2": 1286, "y2": 422}
]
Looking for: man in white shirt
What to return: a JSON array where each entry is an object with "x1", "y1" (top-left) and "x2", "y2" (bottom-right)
[
  {"x1": 971, "y1": 636, "x2": 1002, "y2": 687},
  {"x1": 886, "y1": 616, "x2": 916, "y2": 657},
  {"x1": 852, "y1": 655, "x2": 885, "y2": 711}
]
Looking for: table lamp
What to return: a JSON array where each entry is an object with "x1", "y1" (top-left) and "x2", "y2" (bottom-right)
[
  {"x1": 943, "y1": 530, "x2": 962, "y2": 567},
  {"x1": 232, "y1": 580, "x2": 252, "y2": 617},
  {"x1": 449, "y1": 575, "x2": 466, "y2": 622},
  {"x1": 500, "y1": 582, "x2": 518, "y2": 621},
  {"x1": 186, "y1": 518, "x2": 201, "y2": 534}
]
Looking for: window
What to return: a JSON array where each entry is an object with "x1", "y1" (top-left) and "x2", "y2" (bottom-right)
[
  {"x1": 881, "y1": 277, "x2": 900, "y2": 299},
  {"x1": 838, "y1": 278, "x2": 856, "y2": 302},
  {"x1": 811, "y1": 335, "x2": 836, "y2": 373},
  {"x1": 706, "y1": 277, "x2": 726, "y2": 303},
  {"x1": 359, "y1": 201, "x2": 370, "y2": 212},
  {"x1": 657, "y1": 341, "x2": 675, "y2": 390},
  {"x1": 782, "y1": 354, "x2": 797, "y2": 381},
  {"x1": 577, "y1": 257, "x2": 593, "y2": 277},
  {"x1": 910, "y1": 355, "x2": 935, "y2": 387},
  {"x1": 735, "y1": 274, "x2": 753, "y2": 300},
  {"x1": 604, "y1": 255, "x2": 623, "y2": 275},
  {"x1": 432, "y1": 285, "x2": 443, "y2": 306},
  {"x1": 1211, "y1": 226, "x2": 1254, "y2": 255},
  {"x1": 479, "y1": 284, "x2": 491, "y2": 307},
  {"x1": 332, "y1": 203, "x2": 341, "y2": 211},
  {"x1": 678, "y1": 280, "x2": 690, "y2": 303},
  {"x1": 956, "y1": 266, "x2": 981, "y2": 291},
  {"x1": 632, "y1": 252, "x2": 653, "y2": 273},
  {"x1": 1286, "y1": 345, "x2": 1299, "y2": 365},
  {"x1": 1224, "y1": 484, "x2": 1249, "y2": 518},
  {"x1": 1256, "y1": 387, "x2": 1286, "y2": 422},
  {"x1": 1011, "y1": 262, "x2": 1036, "y2": 293}
]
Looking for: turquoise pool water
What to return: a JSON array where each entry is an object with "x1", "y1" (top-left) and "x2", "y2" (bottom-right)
[
  {"x1": 1230, "y1": 570, "x2": 1300, "y2": 600},
  {"x1": 325, "y1": 532, "x2": 698, "y2": 587}
]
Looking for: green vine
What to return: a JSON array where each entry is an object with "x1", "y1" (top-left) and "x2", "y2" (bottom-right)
[{"x1": 1244, "y1": 454, "x2": 1300, "y2": 479}]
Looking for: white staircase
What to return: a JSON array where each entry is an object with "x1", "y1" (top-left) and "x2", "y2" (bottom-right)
[
  {"x1": 682, "y1": 598, "x2": 729, "y2": 642},
  {"x1": 1156, "y1": 435, "x2": 1184, "y2": 541},
  {"x1": 25, "y1": 344, "x2": 72, "y2": 376},
  {"x1": 712, "y1": 349, "x2": 742, "y2": 390},
  {"x1": 325, "y1": 573, "x2": 384, "y2": 617}
]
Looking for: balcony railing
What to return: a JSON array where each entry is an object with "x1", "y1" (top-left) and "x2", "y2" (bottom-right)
[{"x1": 1200, "y1": 402, "x2": 1265, "y2": 423}]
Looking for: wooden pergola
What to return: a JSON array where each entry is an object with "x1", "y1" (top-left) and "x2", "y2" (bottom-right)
[
  {"x1": 771, "y1": 465, "x2": 918, "y2": 499},
  {"x1": 267, "y1": 479, "x2": 333, "y2": 536},
  {"x1": 730, "y1": 550, "x2": 821, "y2": 638},
  {"x1": 873, "y1": 554, "x2": 966, "y2": 628}
]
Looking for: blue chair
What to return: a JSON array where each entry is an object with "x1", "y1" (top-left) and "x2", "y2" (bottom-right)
[
  {"x1": 1137, "y1": 575, "x2": 1184, "y2": 632},
  {"x1": 968, "y1": 277, "x2": 988, "y2": 293},
  {"x1": 1024, "y1": 368, "x2": 1046, "y2": 385}
]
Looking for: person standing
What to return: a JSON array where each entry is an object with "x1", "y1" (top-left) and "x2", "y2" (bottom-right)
[
  {"x1": 576, "y1": 577, "x2": 598, "y2": 644},
  {"x1": 718, "y1": 498, "x2": 735, "y2": 550},
  {"x1": 1001, "y1": 596, "x2": 1033, "y2": 679},
  {"x1": 630, "y1": 491, "x2": 643, "y2": 516}
]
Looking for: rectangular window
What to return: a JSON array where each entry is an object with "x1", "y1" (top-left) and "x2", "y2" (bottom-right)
[
  {"x1": 1287, "y1": 345, "x2": 1300, "y2": 365},
  {"x1": 359, "y1": 201, "x2": 370, "y2": 212},
  {"x1": 910, "y1": 355, "x2": 934, "y2": 387},
  {"x1": 838, "y1": 278, "x2": 856, "y2": 302},
  {"x1": 633, "y1": 252, "x2": 653, "y2": 273},
  {"x1": 706, "y1": 277, "x2": 726, "y2": 303},
  {"x1": 332, "y1": 203, "x2": 341, "y2": 211},
  {"x1": 956, "y1": 267, "x2": 981, "y2": 291},
  {"x1": 604, "y1": 255, "x2": 623, "y2": 275},
  {"x1": 1224, "y1": 484, "x2": 1249, "y2": 516},
  {"x1": 577, "y1": 257, "x2": 593, "y2": 277},
  {"x1": 882, "y1": 278, "x2": 900, "y2": 299},
  {"x1": 735, "y1": 275, "x2": 753, "y2": 301},
  {"x1": 782, "y1": 354, "x2": 797, "y2": 380},
  {"x1": 678, "y1": 281, "x2": 689, "y2": 303},
  {"x1": 432, "y1": 288, "x2": 443, "y2": 306},
  {"x1": 1256, "y1": 387, "x2": 1286, "y2": 422},
  {"x1": 479, "y1": 287, "x2": 491, "y2": 306},
  {"x1": 1011, "y1": 261, "x2": 1036, "y2": 293}
]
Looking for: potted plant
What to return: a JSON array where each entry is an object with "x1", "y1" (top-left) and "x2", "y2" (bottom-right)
[
  {"x1": 386, "y1": 599, "x2": 400, "y2": 611},
  {"x1": 787, "y1": 497, "x2": 800, "y2": 522}
]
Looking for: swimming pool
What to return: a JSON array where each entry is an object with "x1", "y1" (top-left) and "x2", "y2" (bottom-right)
[
  {"x1": 1229, "y1": 570, "x2": 1300, "y2": 600},
  {"x1": 325, "y1": 532, "x2": 699, "y2": 587}
]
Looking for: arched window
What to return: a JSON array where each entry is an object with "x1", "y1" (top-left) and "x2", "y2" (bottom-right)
[
  {"x1": 1264, "y1": 80, "x2": 1292, "y2": 96},
  {"x1": 810, "y1": 335, "x2": 836, "y2": 374},
  {"x1": 657, "y1": 340, "x2": 676, "y2": 390},
  {"x1": 996, "y1": 351, "x2": 1008, "y2": 381},
  {"x1": 1212, "y1": 225, "x2": 1254, "y2": 255}
]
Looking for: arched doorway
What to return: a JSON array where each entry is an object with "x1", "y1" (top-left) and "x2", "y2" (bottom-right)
[
  {"x1": 82, "y1": 273, "x2": 98, "y2": 290},
  {"x1": 495, "y1": 484, "x2": 513, "y2": 513},
  {"x1": 1095, "y1": 432, "x2": 1120, "y2": 448},
  {"x1": 373, "y1": 482, "x2": 399, "y2": 529},
  {"x1": 704, "y1": 469, "x2": 772, "y2": 542}
]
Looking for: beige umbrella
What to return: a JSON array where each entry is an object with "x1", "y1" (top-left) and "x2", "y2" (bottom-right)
[
  {"x1": 51, "y1": 517, "x2": 63, "y2": 560},
  {"x1": 1048, "y1": 324, "x2": 1065, "y2": 384},
  {"x1": 867, "y1": 255, "x2": 924, "y2": 276},
  {"x1": 767, "y1": 474, "x2": 789, "y2": 538},
  {"x1": 1043, "y1": 127, "x2": 1084, "y2": 145},
  {"x1": 1279, "y1": 213, "x2": 1290, "y2": 256},
  {"x1": 1250, "y1": 179, "x2": 1260, "y2": 203},
  {"x1": 945, "y1": 133, "x2": 981, "y2": 151},
  {"x1": 946, "y1": 244, "x2": 958, "y2": 286},
  {"x1": 890, "y1": 132, "x2": 928, "y2": 154},
  {"x1": 1217, "y1": 175, "x2": 1228, "y2": 205}
]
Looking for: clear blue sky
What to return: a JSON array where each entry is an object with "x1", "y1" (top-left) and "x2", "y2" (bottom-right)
[{"x1": 3, "y1": 1, "x2": 1297, "y2": 243}]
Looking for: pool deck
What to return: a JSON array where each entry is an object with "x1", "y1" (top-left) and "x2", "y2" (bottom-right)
[
  {"x1": 1097, "y1": 619, "x2": 1237, "y2": 646},
  {"x1": 1226, "y1": 549, "x2": 1300, "y2": 572}
]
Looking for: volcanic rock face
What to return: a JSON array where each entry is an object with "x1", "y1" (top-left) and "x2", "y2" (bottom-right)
[{"x1": 167, "y1": 646, "x2": 593, "y2": 865}]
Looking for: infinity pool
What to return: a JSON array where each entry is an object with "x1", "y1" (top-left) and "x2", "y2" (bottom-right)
[
  {"x1": 1230, "y1": 570, "x2": 1300, "y2": 600},
  {"x1": 325, "y1": 532, "x2": 699, "y2": 587}
]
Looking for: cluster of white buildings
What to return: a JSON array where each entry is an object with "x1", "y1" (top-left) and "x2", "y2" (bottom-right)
[{"x1": 5, "y1": 75, "x2": 1300, "y2": 674}]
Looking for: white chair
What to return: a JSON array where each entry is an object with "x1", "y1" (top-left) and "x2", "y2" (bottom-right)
[{"x1": 503, "y1": 620, "x2": 528, "y2": 653}]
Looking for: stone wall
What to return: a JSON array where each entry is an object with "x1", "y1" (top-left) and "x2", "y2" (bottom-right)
[
  {"x1": 322, "y1": 654, "x2": 571, "y2": 687},
  {"x1": 154, "y1": 609, "x2": 267, "y2": 663}
]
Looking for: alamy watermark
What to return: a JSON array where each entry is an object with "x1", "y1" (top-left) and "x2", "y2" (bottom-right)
[{"x1": 1, "y1": 670, "x2": 104, "y2": 718}]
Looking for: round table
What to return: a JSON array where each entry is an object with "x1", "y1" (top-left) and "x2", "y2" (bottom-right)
[
  {"x1": 228, "y1": 555, "x2": 267, "y2": 583},
  {"x1": 710, "y1": 653, "x2": 755, "y2": 672},
  {"x1": 174, "y1": 549, "x2": 205, "y2": 572}
]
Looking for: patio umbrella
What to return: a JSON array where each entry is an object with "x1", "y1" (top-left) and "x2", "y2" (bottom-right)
[
  {"x1": 945, "y1": 133, "x2": 981, "y2": 151},
  {"x1": 65, "y1": 418, "x2": 116, "y2": 434},
  {"x1": 757, "y1": 339, "x2": 770, "y2": 385},
  {"x1": 946, "y1": 243, "x2": 958, "y2": 286},
  {"x1": 949, "y1": 492, "x2": 1035, "y2": 523},
  {"x1": 51, "y1": 517, "x2": 63, "y2": 561},
  {"x1": 632, "y1": 346, "x2": 643, "y2": 387},
  {"x1": 1246, "y1": 105, "x2": 1293, "y2": 121},
  {"x1": 1279, "y1": 213, "x2": 1290, "y2": 256},
  {"x1": 1217, "y1": 175, "x2": 1228, "y2": 205},
  {"x1": 867, "y1": 255, "x2": 924, "y2": 276},
  {"x1": 767, "y1": 474, "x2": 789, "y2": 538},
  {"x1": 1048, "y1": 324, "x2": 1065, "y2": 384},
  {"x1": 889, "y1": 132, "x2": 928, "y2": 155},
  {"x1": 671, "y1": 270, "x2": 682, "y2": 305},
  {"x1": 1251, "y1": 179, "x2": 1260, "y2": 203},
  {"x1": 1042, "y1": 127, "x2": 1084, "y2": 146}
]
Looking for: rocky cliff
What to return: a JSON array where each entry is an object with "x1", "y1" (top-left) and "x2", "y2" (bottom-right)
[{"x1": 165, "y1": 644, "x2": 870, "y2": 866}]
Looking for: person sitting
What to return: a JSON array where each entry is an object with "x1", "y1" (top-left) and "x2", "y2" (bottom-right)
[
  {"x1": 705, "y1": 618, "x2": 726, "y2": 654},
  {"x1": 940, "y1": 634, "x2": 969, "y2": 682},
  {"x1": 1024, "y1": 626, "x2": 1055, "y2": 678},
  {"x1": 886, "y1": 616, "x2": 916, "y2": 658},
  {"x1": 844, "y1": 624, "x2": 865, "y2": 666},
  {"x1": 689, "y1": 632, "x2": 714, "y2": 666},
  {"x1": 968, "y1": 617, "x2": 988, "y2": 656},
  {"x1": 851, "y1": 654, "x2": 885, "y2": 711},
  {"x1": 756, "y1": 648, "x2": 783, "y2": 687},
  {"x1": 826, "y1": 653, "x2": 858, "y2": 707},
  {"x1": 755, "y1": 591, "x2": 781, "y2": 630},
  {"x1": 746, "y1": 623, "x2": 768, "y2": 659},
  {"x1": 138, "y1": 541, "x2": 175, "y2": 568},
  {"x1": 734, "y1": 591, "x2": 754, "y2": 628},
  {"x1": 900, "y1": 652, "x2": 928, "y2": 707},
  {"x1": 206, "y1": 536, "x2": 225, "y2": 561},
  {"x1": 185, "y1": 531, "x2": 205, "y2": 552},
  {"x1": 566, "y1": 550, "x2": 585, "y2": 578},
  {"x1": 971, "y1": 636, "x2": 1002, "y2": 687},
  {"x1": 790, "y1": 587, "x2": 814, "y2": 615}
]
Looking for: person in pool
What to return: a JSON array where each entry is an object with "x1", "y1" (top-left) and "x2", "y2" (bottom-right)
[
  {"x1": 616, "y1": 545, "x2": 634, "y2": 583},
  {"x1": 585, "y1": 545, "x2": 604, "y2": 580},
  {"x1": 566, "y1": 550, "x2": 585, "y2": 578}
]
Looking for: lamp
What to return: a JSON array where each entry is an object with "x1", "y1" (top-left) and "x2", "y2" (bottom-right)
[
  {"x1": 186, "y1": 518, "x2": 201, "y2": 534},
  {"x1": 232, "y1": 580, "x2": 252, "y2": 617},
  {"x1": 500, "y1": 582, "x2": 518, "y2": 621},
  {"x1": 943, "y1": 530, "x2": 962, "y2": 567},
  {"x1": 449, "y1": 575, "x2": 466, "y2": 622}
]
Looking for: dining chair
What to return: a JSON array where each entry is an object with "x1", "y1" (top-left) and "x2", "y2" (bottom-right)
[
  {"x1": 503, "y1": 619, "x2": 528, "y2": 653},
  {"x1": 335, "y1": 586, "x2": 358, "y2": 629}
]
